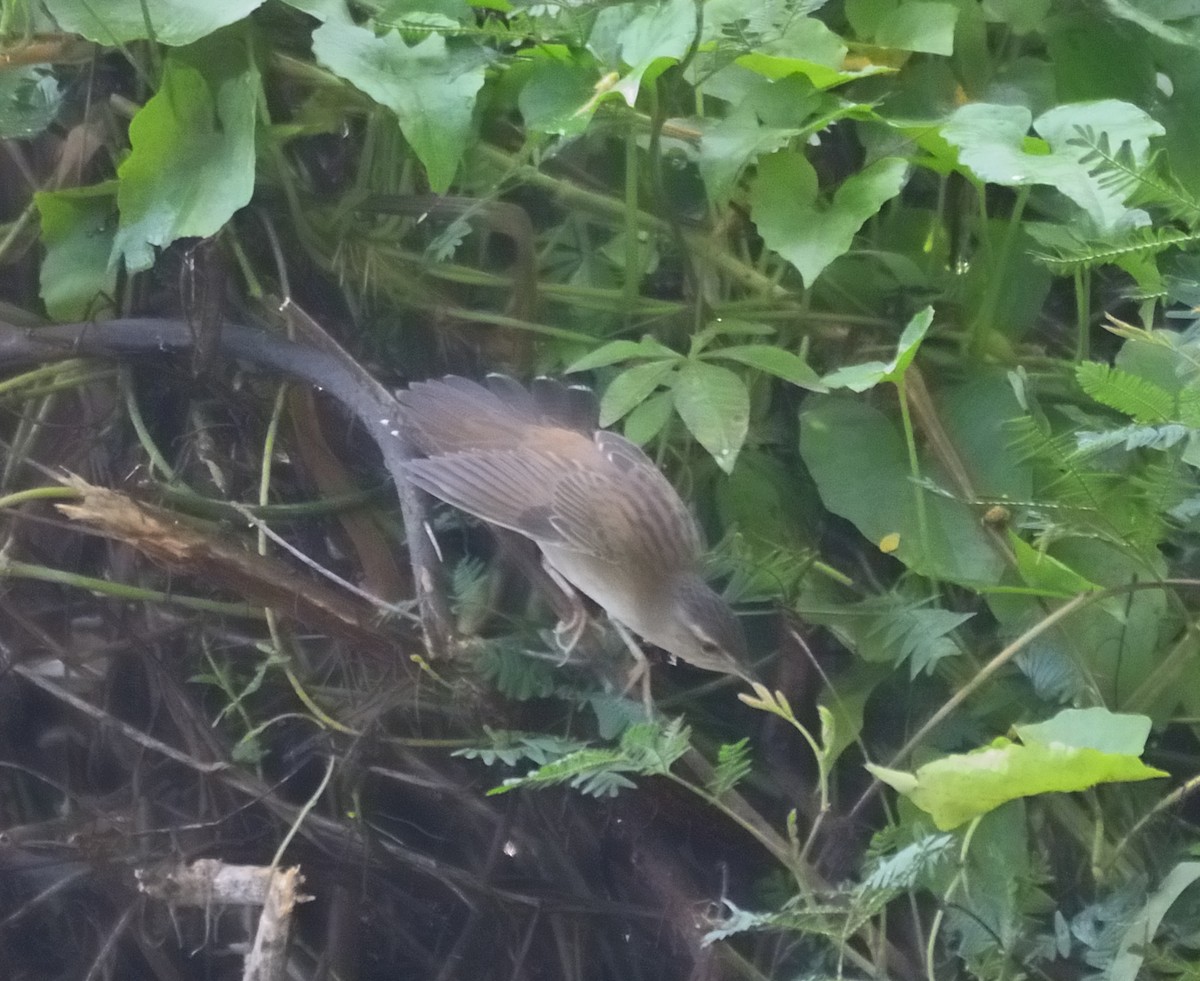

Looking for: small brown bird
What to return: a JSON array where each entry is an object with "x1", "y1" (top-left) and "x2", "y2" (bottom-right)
[{"x1": 397, "y1": 375, "x2": 750, "y2": 682}]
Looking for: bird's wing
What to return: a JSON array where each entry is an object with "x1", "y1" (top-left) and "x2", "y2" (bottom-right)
[
  {"x1": 399, "y1": 375, "x2": 599, "y2": 455},
  {"x1": 404, "y1": 444, "x2": 700, "y2": 570}
]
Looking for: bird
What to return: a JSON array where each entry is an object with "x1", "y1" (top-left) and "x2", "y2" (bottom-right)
[{"x1": 396, "y1": 375, "x2": 750, "y2": 685}]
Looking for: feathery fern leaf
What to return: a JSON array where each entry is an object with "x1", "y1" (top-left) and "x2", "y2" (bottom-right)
[{"x1": 1075, "y1": 362, "x2": 1174, "y2": 423}]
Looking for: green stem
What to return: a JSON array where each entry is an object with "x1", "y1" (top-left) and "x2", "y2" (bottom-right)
[
  {"x1": 894, "y1": 372, "x2": 931, "y2": 563},
  {"x1": 1074, "y1": 266, "x2": 1091, "y2": 363},
  {"x1": 0, "y1": 556, "x2": 260, "y2": 617},
  {"x1": 119, "y1": 365, "x2": 177, "y2": 482}
]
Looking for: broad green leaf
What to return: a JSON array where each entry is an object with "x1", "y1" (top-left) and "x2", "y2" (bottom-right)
[
  {"x1": 695, "y1": 74, "x2": 818, "y2": 204},
  {"x1": 985, "y1": 0, "x2": 1052, "y2": 34},
  {"x1": 697, "y1": 110, "x2": 801, "y2": 205},
  {"x1": 672, "y1": 361, "x2": 750, "y2": 473},
  {"x1": 36, "y1": 183, "x2": 119, "y2": 320},
  {"x1": 112, "y1": 27, "x2": 258, "y2": 271},
  {"x1": 716, "y1": 450, "x2": 817, "y2": 547},
  {"x1": 937, "y1": 375, "x2": 1033, "y2": 502},
  {"x1": 1009, "y1": 534, "x2": 1103, "y2": 598},
  {"x1": 752, "y1": 151, "x2": 908, "y2": 286},
  {"x1": 733, "y1": 17, "x2": 866, "y2": 90},
  {"x1": 311, "y1": 18, "x2": 488, "y2": 192},
  {"x1": 566, "y1": 337, "x2": 678, "y2": 372},
  {"x1": 822, "y1": 306, "x2": 933, "y2": 391},
  {"x1": 622, "y1": 391, "x2": 674, "y2": 445},
  {"x1": 799, "y1": 395, "x2": 1005, "y2": 584},
  {"x1": 599, "y1": 360, "x2": 677, "y2": 425},
  {"x1": 875, "y1": 2, "x2": 958, "y2": 55},
  {"x1": 869, "y1": 721, "x2": 1167, "y2": 830},
  {"x1": 0, "y1": 66, "x2": 61, "y2": 139},
  {"x1": 588, "y1": 0, "x2": 695, "y2": 106},
  {"x1": 518, "y1": 54, "x2": 598, "y2": 137},
  {"x1": 44, "y1": 0, "x2": 264, "y2": 46},
  {"x1": 942, "y1": 100, "x2": 1164, "y2": 232},
  {"x1": 1015, "y1": 707, "x2": 1151, "y2": 756},
  {"x1": 710, "y1": 345, "x2": 826, "y2": 390}
]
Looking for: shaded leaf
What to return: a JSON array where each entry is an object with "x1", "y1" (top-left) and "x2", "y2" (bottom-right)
[
  {"x1": 112, "y1": 27, "x2": 258, "y2": 271},
  {"x1": 752, "y1": 150, "x2": 908, "y2": 286},
  {"x1": 672, "y1": 361, "x2": 750, "y2": 473},
  {"x1": 599, "y1": 360, "x2": 678, "y2": 425},
  {"x1": 44, "y1": 0, "x2": 263, "y2": 46},
  {"x1": 710, "y1": 344, "x2": 827, "y2": 390},
  {"x1": 36, "y1": 183, "x2": 119, "y2": 320},
  {"x1": 311, "y1": 16, "x2": 488, "y2": 192}
]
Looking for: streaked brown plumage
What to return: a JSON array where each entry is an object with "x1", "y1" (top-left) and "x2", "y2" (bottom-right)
[{"x1": 397, "y1": 375, "x2": 749, "y2": 679}]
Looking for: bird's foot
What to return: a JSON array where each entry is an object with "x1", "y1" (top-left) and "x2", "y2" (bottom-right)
[
  {"x1": 551, "y1": 609, "x2": 588, "y2": 664},
  {"x1": 613, "y1": 621, "x2": 654, "y2": 718}
]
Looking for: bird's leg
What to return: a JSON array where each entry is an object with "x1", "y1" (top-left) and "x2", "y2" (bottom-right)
[
  {"x1": 612, "y1": 621, "x2": 654, "y2": 717},
  {"x1": 541, "y1": 558, "x2": 588, "y2": 663}
]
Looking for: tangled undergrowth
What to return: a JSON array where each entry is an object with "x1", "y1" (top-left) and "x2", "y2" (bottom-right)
[{"x1": 4, "y1": 1, "x2": 1200, "y2": 979}]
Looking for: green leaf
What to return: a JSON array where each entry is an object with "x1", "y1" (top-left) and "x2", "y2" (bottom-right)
[
  {"x1": 36, "y1": 183, "x2": 119, "y2": 320},
  {"x1": 874, "y1": 2, "x2": 958, "y2": 55},
  {"x1": 708, "y1": 738, "x2": 752, "y2": 797},
  {"x1": 622, "y1": 391, "x2": 674, "y2": 445},
  {"x1": 822, "y1": 306, "x2": 933, "y2": 391},
  {"x1": 752, "y1": 151, "x2": 908, "y2": 286},
  {"x1": 454, "y1": 729, "x2": 590, "y2": 767},
  {"x1": 709, "y1": 344, "x2": 826, "y2": 391},
  {"x1": 1014, "y1": 707, "x2": 1152, "y2": 756},
  {"x1": 695, "y1": 75, "x2": 815, "y2": 204},
  {"x1": 672, "y1": 361, "x2": 750, "y2": 473},
  {"x1": 869, "y1": 710, "x2": 1167, "y2": 830},
  {"x1": 311, "y1": 17, "x2": 488, "y2": 192},
  {"x1": 489, "y1": 718, "x2": 692, "y2": 798},
  {"x1": 518, "y1": 52, "x2": 598, "y2": 137},
  {"x1": 588, "y1": 0, "x2": 695, "y2": 106},
  {"x1": 942, "y1": 100, "x2": 1165, "y2": 232},
  {"x1": 1076, "y1": 361, "x2": 1176, "y2": 423},
  {"x1": 566, "y1": 337, "x2": 678, "y2": 372},
  {"x1": 112, "y1": 26, "x2": 258, "y2": 271},
  {"x1": 0, "y1": 66, "x2": 61, "y2": 139},
  {"x1": 599, "y1": 360, "x2": 677, "y2": 425},
  {"x1": 799, "y1": 393, "x2": 1006, "y2": 585},
  {"x1": 44, "y1": 0, "x2": 264, "y2": 46},
  {"x1": 1009, "y1": 534, "x2": 1103, "y2": 598},
  {"x1": 733, "y1": 17, "x2": 869, "y2": 90}
]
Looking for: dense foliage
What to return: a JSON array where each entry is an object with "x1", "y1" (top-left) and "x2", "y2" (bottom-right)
[{"x1": 4, "y1": 0, "x2": 1200, "y2": 978}]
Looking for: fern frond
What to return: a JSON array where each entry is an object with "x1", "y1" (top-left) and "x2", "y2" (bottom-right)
[
  {"x1": 862, "y1": 832, "x2": 956, "y2": 890},
  {"x1": 1075, "y1": 362, "x2": 1174, "y2": 423},
  {"x1": 454, "y1": 729, "x2": 591, "y2": 767},
  {"x1": 803, "y1": 592, "x2": 970, "y2": 677},
  {"x1": 488, "y1": 719, "x2": 693, "y2": 798},
  {"x1": 1072, "y1": 130, "x2": 1200, "y2": 221},
  {"x1": 1074, "y1": 424, "x2": 1190, "y2": 455},
  {"x1": 708, "y1": 738, "x2": 753, "y2": 797},
  {"x1": 476, "y1": 638, "x2": 559, "y2": 701},
  {"x1": 1031, "y1": 225, "x2": 1200, "y2": 275},
  {"x1": 491, "y1": 746, "x2": 637, "y2": 798}
]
